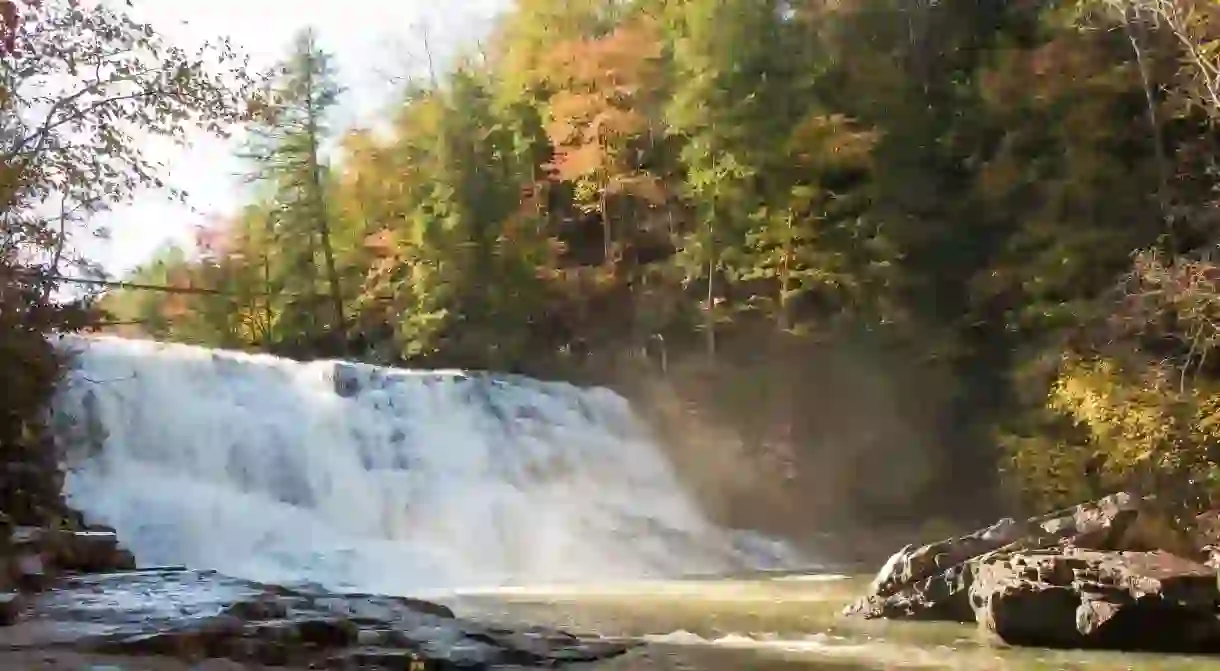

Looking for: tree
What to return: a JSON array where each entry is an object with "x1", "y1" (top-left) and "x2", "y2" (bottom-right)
[
  {"x1": 541, "y1": 17, "x2": 666, "y2": 257},
  {"x1": 243, "y1": 28, "x2": 345, "y2": 354},
  {"x1": 3, "y1": 1, "x2": 252, "y2": 277},
  {"x1": 664, "y1": 0, "x2": 811, "y2": 357},
  {"x1": 0, "y1": 0, "x2": 253, "y2": 525},
  {"x1": 97, "y1": 0, "x2": 1220, "y2": 529}
]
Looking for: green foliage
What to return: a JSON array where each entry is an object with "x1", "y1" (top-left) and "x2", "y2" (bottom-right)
[
  {"x1": 1, "y1": 0, "x2": 253, "y2": 522},
  {"x1": 241, "y1": 29, "x2": 346, "y2": 354},
  {"x1": 98, "y1": 0, "x2": 1220, "y2": 524}
]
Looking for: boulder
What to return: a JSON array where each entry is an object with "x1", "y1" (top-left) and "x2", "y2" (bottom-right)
[
  {"x1": 55, "y1": 531, "x2": 137, "y2": 572},
  {"x1": 7, "y1": 526, "x2": 136, "y2": 581},
  {"x1": 866, "y1": 516, "x2": 1022, "y2": 600},
  {"x1": 844, "y1": 493, "x2": 1194, "y2": 620},
  {"x1": 12, "y1": 553, "x2": 49, "y2": 591},
  {"x1": 844, "y1": 559, "x2": 977, "y2": 621},
  {"x1": 844, "y1": 493, "x2": 1220, "y2": 653},
  {"x1": 970, "y1": 549, "x2": 1220, "y2": 652},
  {"x1": 0, "y1": 591, "x2": 22, "y2": 626}
]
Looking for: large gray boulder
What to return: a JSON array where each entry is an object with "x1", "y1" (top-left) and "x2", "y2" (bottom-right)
[
  {"x1": 845, "y1": 493, "x2": 1172, "y2": 620},
  {"x1": 843, "y1": 493, "x2": 1220, "y2": 653},
  {"x1": 971, "y1": 549, "x2": 1220, "y2": 652}
]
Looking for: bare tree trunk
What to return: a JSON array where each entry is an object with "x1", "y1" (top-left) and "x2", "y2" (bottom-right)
[
  {"x1": 1152, "y1": 0, "x2": 1220, "y2": 115},
  {"x1": 1119, "y1": 8, "x2": 1175, "y2": 248},
  {"x1": 262, "y1": 221, "x2": 274, "y2": 345},
  {"x1": 418, "y1": 20, "x2": 438, "y2": 89},
  {"x1": 303, "y1": 56, "x2": 346, "y2": 353},
  {"x1": 40, "y1": 192, "x2": 70, "y2": 303},
  {"x1": 778, "y1": 213, "x2": 793, "y2": 332},
  {"x1": 706, "y1": 207, "x2": 717, "y2": 363}
]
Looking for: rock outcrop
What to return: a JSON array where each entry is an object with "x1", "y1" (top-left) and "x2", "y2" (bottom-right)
[
  {"x1": 0, "y1": 519, "x2": 133, "y2": 652},
  {"x1": 0, "y1": 520, "x2": 636, "y2": 668},
  {"x1": 1, "y1": 568, "x2": 636, "y2": 668},
  {"x1": 0, "y1": 522, "x2": 136, "y2": 622},
  {"x1": 844, "y1": 493, "x2": 1220, "y2": 653},
  {"x1": 0, "y1": 433, "x2": 636, "y2": 668},
  {"x1": 971, "y1": 548, "x2": 1220, "y2": 651}
]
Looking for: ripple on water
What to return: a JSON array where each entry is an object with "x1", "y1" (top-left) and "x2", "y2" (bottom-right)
[{"x1": 450, "y1": 576, "x2": 1220, "y2": 670}]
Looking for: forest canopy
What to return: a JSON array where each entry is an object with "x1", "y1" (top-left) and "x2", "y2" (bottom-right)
[{"x1": 95, "y1": 0, "x2": 1220, "y2": 533}]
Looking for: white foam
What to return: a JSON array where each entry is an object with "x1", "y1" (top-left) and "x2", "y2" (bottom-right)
[
  {"x1": 769, "y1": 573, "x2": 850, "y2": 582},
  {"x1": 646, "y1": 630, "x2": 843, "y2": 650},
  {"x1": 50, "y1": 335, "x2": 798, "y2": 594},
  {"x1": 645, "y1": 630, "x2": 959, "y2": 667}
]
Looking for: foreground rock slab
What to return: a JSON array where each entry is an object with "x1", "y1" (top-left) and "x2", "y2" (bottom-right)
[{"x1": 0, "y1": 568, "x2": 637, "y2": 669}]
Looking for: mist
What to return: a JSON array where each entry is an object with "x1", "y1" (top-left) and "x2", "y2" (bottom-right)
[{"x1": 611, "y1": 326, "x2": 985, "y2": 563}]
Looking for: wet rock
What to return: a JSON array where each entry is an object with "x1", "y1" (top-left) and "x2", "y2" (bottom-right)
[
  {"x1": 332, "y1": 362, "x2": 363, "y2": 398},
  {"x1": 6, "y1": 527, "x2": 136, "y2": 579},
  {"x1": 14, "y1": 553, "x2": 50, "y2": 591},
  {"x1": 866, "y1": 516, "x2": 1022, "y2": 600},
  {"x1": 845, "y1": 493, "x2": 1220, "y2": 653},
  {"x1": 971, "y1": 549, "x2": 1220, "y2": 652},
  {"x1": 295, "y1": 618, "x2": 360, "y2": 647},
  {"x1": 0, "y1": 591, "x2": 22, "y2": 626},
  {"x1": 15, "y1": 568, "x2": 637, "y2": 669},
  {"x1": 844, "y1": 560, "x2": 976, "y2": 621},
  {"x1": 57, "y1": 531, "x2": 136, "y2": 573},
  {"x1": 845, "y1": 493, "x2": 1192, "y2": 620}
]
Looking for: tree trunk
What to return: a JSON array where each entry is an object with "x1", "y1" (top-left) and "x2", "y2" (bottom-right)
[
  {"x1": 304, "y1": 60, "x2": 346, "y2": 353},
  {"x1": 706, "y1": 206, "x2": 717, "y2": 362},
  {"x1": 1120, "y1": 10, "x2": 1175, "y2": 250}
]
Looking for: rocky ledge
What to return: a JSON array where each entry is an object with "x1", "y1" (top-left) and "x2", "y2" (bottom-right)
[
  {"x1": 843, "y1": 493, "x2": 1220, "y2": 653},
  {"x1": 0, "y1": 568, "x2": 636, "y2": 668},
  {"x1": 0, "y1": 520, "x2": 634, "y2": 668}
]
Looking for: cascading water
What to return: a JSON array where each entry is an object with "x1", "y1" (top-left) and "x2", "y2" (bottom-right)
[{"x1": 48, "y1": 335, "x2": 794, "y2": 595}]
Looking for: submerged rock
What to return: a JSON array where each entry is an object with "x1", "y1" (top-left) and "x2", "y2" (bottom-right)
[
  {"x1": 2, "y1": 568, "x2": 636, "y2": 668},
  {"x1": 844, "y1": 493, "x2": 1220, "y2": 654}
]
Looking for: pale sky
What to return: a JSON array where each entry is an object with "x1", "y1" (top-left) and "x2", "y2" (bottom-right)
[{"x1": 86, "y1": 0, "x2": 511, "y2": 275}]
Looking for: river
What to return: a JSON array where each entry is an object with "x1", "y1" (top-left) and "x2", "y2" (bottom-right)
[{"x1": 448, "y1": 573, "x2": 1220, "y2": 670}]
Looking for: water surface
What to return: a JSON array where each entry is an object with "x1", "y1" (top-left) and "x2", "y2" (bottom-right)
[{"x1": 447, "y1": 573, "x2": 1220, "y2": 670}]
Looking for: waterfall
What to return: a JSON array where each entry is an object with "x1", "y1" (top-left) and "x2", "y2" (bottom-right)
[{"x1": 48, "y1": 335, "x2": 790, "y2": 594}]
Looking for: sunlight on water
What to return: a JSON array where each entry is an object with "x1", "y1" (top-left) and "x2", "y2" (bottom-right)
[{"x1": 451, "y1": 576, "x2": 1220, "y2": 670}]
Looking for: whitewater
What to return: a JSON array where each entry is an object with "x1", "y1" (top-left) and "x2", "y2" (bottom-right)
[{"x1": 47, "y1": 335, "x2": 799, "y2": 597}]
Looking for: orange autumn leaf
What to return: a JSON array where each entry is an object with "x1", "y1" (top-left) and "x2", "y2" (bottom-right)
[{"x1": 537, "y1": 16, "x2": 664, "y2": 206}]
